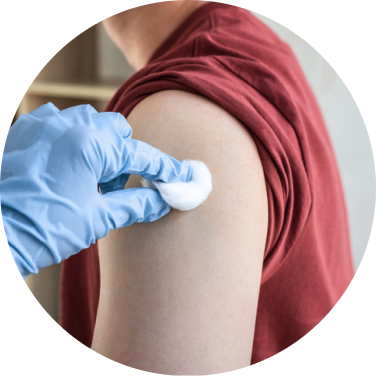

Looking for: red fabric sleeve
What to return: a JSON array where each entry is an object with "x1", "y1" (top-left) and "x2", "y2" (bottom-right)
[{"x1": 60, "y1": 2, "x2": 354, "y2": 364}]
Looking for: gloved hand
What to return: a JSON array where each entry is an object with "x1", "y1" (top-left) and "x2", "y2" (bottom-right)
[{"x1": 0, "y1": 103, "x2": 191, "y2": 279}]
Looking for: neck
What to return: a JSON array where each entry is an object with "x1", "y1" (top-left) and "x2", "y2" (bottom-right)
[{"x1": 104, "y1": 1, "x2": 207, "y2": 71}]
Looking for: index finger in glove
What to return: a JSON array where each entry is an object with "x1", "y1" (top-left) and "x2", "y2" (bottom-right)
[
  {"x1": 128, "y1": 139, "x2": 192, "y2": 183},
  {"x1": 72, "y1": 110, "x2": 190, "y2": 190},
  {"x1": 99, "y1": 138, "x2": 192, "y2": 187}
]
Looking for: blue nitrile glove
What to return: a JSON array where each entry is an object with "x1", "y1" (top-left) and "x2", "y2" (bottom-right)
[{"x1": 0, "y1": 103, "x2": 191, "y2": 279}]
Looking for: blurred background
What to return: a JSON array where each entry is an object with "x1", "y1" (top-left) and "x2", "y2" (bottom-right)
[{"x1": 14, "y1": 10, "x2": 375, "y2": 324}]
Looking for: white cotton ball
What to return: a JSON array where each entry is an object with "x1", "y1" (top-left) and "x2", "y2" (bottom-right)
[{"x1": 141, "y1": 160, "x2": 212, "y2": 211}]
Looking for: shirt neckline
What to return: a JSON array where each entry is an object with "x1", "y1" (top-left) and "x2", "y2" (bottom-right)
[{"x1": 146, "y1": 2, "x2": 230, "y2": 65}]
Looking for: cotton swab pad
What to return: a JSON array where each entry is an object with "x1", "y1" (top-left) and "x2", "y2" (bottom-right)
[{"x1": 141, "y1": 160, "x2": 212, "y2": 211}]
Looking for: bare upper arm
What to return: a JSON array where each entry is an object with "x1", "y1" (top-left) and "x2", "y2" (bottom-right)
[{"x1": 92, "y1": 90, "x2": 268, "y2": 374}]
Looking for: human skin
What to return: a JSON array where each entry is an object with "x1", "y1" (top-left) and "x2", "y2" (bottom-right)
[
  {"x1": 92, "y1": 90, "x2": 268, "y2": 374},
  {"x1": 92, "y1": 2, "x2": 269, "y2": 374},
  {"x1": 102, "y1": 0, "x2": 208, "y2": 70}
]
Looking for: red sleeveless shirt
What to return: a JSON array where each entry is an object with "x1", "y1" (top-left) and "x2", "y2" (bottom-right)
[{"x1": 60, "y1": 2, "x2": 354, "y2": 364}]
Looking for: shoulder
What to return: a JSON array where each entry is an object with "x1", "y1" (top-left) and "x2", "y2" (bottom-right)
[
  {"x1": 126, "y1": 89, "x2": 268, "y2": 251},
  {"x1": 127, "y1": 90, "x2": 263, "y2": 172}
]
